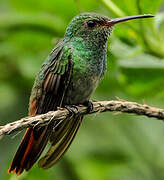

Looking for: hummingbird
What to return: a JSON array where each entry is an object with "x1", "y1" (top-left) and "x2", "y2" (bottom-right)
[{"x1": 8, "y1": 12, "x2": 153, "y2": 175}]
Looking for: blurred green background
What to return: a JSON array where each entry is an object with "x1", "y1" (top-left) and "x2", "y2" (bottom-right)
[{"x1": 0, "y1": 0, "x2": 164, "y2": 179}]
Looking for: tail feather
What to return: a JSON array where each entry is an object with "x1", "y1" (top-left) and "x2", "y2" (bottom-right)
[
  {"x1": 8, "y1": 122, "x2": 54, "y2": 175},
  {"x1": 8, "y1": 128, "x2": 33, "y2": 175},
  {"x1": 8, "y1": 109, "x2": 83, "y2": 175},
  {"x1": 38, "y1": 115, "x2": 82, "y2": 169}
]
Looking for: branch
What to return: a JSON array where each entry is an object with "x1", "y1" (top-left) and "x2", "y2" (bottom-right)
[{"x1": 0, "y1": 100, "x2": 164, "y2": 138}]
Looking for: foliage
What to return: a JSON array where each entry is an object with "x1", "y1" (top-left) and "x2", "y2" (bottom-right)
[{"x1": 0, "y1": 0, "x2": 164, "y2": 179}]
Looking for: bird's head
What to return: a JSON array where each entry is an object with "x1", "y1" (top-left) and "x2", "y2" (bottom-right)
[{"x1": 64, "y1": 12, "x2": 153, "y2": 45}]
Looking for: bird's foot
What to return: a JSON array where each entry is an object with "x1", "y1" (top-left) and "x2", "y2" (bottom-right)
[
  {"x1": 83, "y1": 100, "x2": 93, "y2": 113},
  {"x1": 64, "y1": 105, "x2": 78, "y2": 117}
]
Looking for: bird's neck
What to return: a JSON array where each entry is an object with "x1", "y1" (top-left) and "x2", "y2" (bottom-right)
[
  {"x1": 65, "y1": 36, "x2": 107, "y2": 60},
  {"x1": 64, "y1": 36, "x2": 107, "y2": 78}
]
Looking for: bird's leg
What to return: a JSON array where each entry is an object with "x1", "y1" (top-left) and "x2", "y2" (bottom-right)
[
  {"x1": 64, "y1": 105, "x2": 78, "y2": 117},
  {"x1": 83, "y1": 100, "x2": 93, "y2": 113}
]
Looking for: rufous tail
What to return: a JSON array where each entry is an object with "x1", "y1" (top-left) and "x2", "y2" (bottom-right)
[{"x1": 8, "y1": 124, "x2": 53, "y2": 176}]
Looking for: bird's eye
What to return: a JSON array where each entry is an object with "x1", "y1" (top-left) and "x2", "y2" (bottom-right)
[{"x1": 87, "y1": 20, "x2": 97, "y2": 28}]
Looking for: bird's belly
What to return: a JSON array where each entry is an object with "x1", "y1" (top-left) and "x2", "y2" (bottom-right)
[{"x1": 63, "y1": 73, "x2": 100, "y2": 105}]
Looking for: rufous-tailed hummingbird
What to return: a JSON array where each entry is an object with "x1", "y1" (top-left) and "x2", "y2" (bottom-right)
[{"x1": 8, "y1": 12, "x2": 154, "y2": 175}]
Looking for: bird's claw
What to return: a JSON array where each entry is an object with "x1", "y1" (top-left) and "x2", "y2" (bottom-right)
[
  {"x1": 83, "y1": 100, "x2": 93, "y2": 113},
  {"x1": 64, "y1": 105, "x2": 78, "y2": 117}
]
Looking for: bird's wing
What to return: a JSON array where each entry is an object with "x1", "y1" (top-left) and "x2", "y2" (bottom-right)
[{"x1": 29, "y1": 40, "x2": 73, "y2": 115}]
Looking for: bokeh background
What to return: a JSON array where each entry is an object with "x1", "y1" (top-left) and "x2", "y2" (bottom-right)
[{"x1": 0, "y1": 0, "x2": 164, "y2": 179}]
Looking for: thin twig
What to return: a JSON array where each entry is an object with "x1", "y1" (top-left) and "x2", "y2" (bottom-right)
[{"x1": 0, "y1": 100, "x2": 164, "y2": 138}]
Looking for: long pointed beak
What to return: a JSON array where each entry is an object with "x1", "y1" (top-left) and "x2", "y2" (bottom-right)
[{"x1": 108, "y1": 14, "x2": 154, "y2": 26}]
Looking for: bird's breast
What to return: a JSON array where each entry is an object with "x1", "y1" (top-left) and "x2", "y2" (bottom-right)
[{"x1": 63, "y1": 51, "x2": 106, "y2": 105}]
